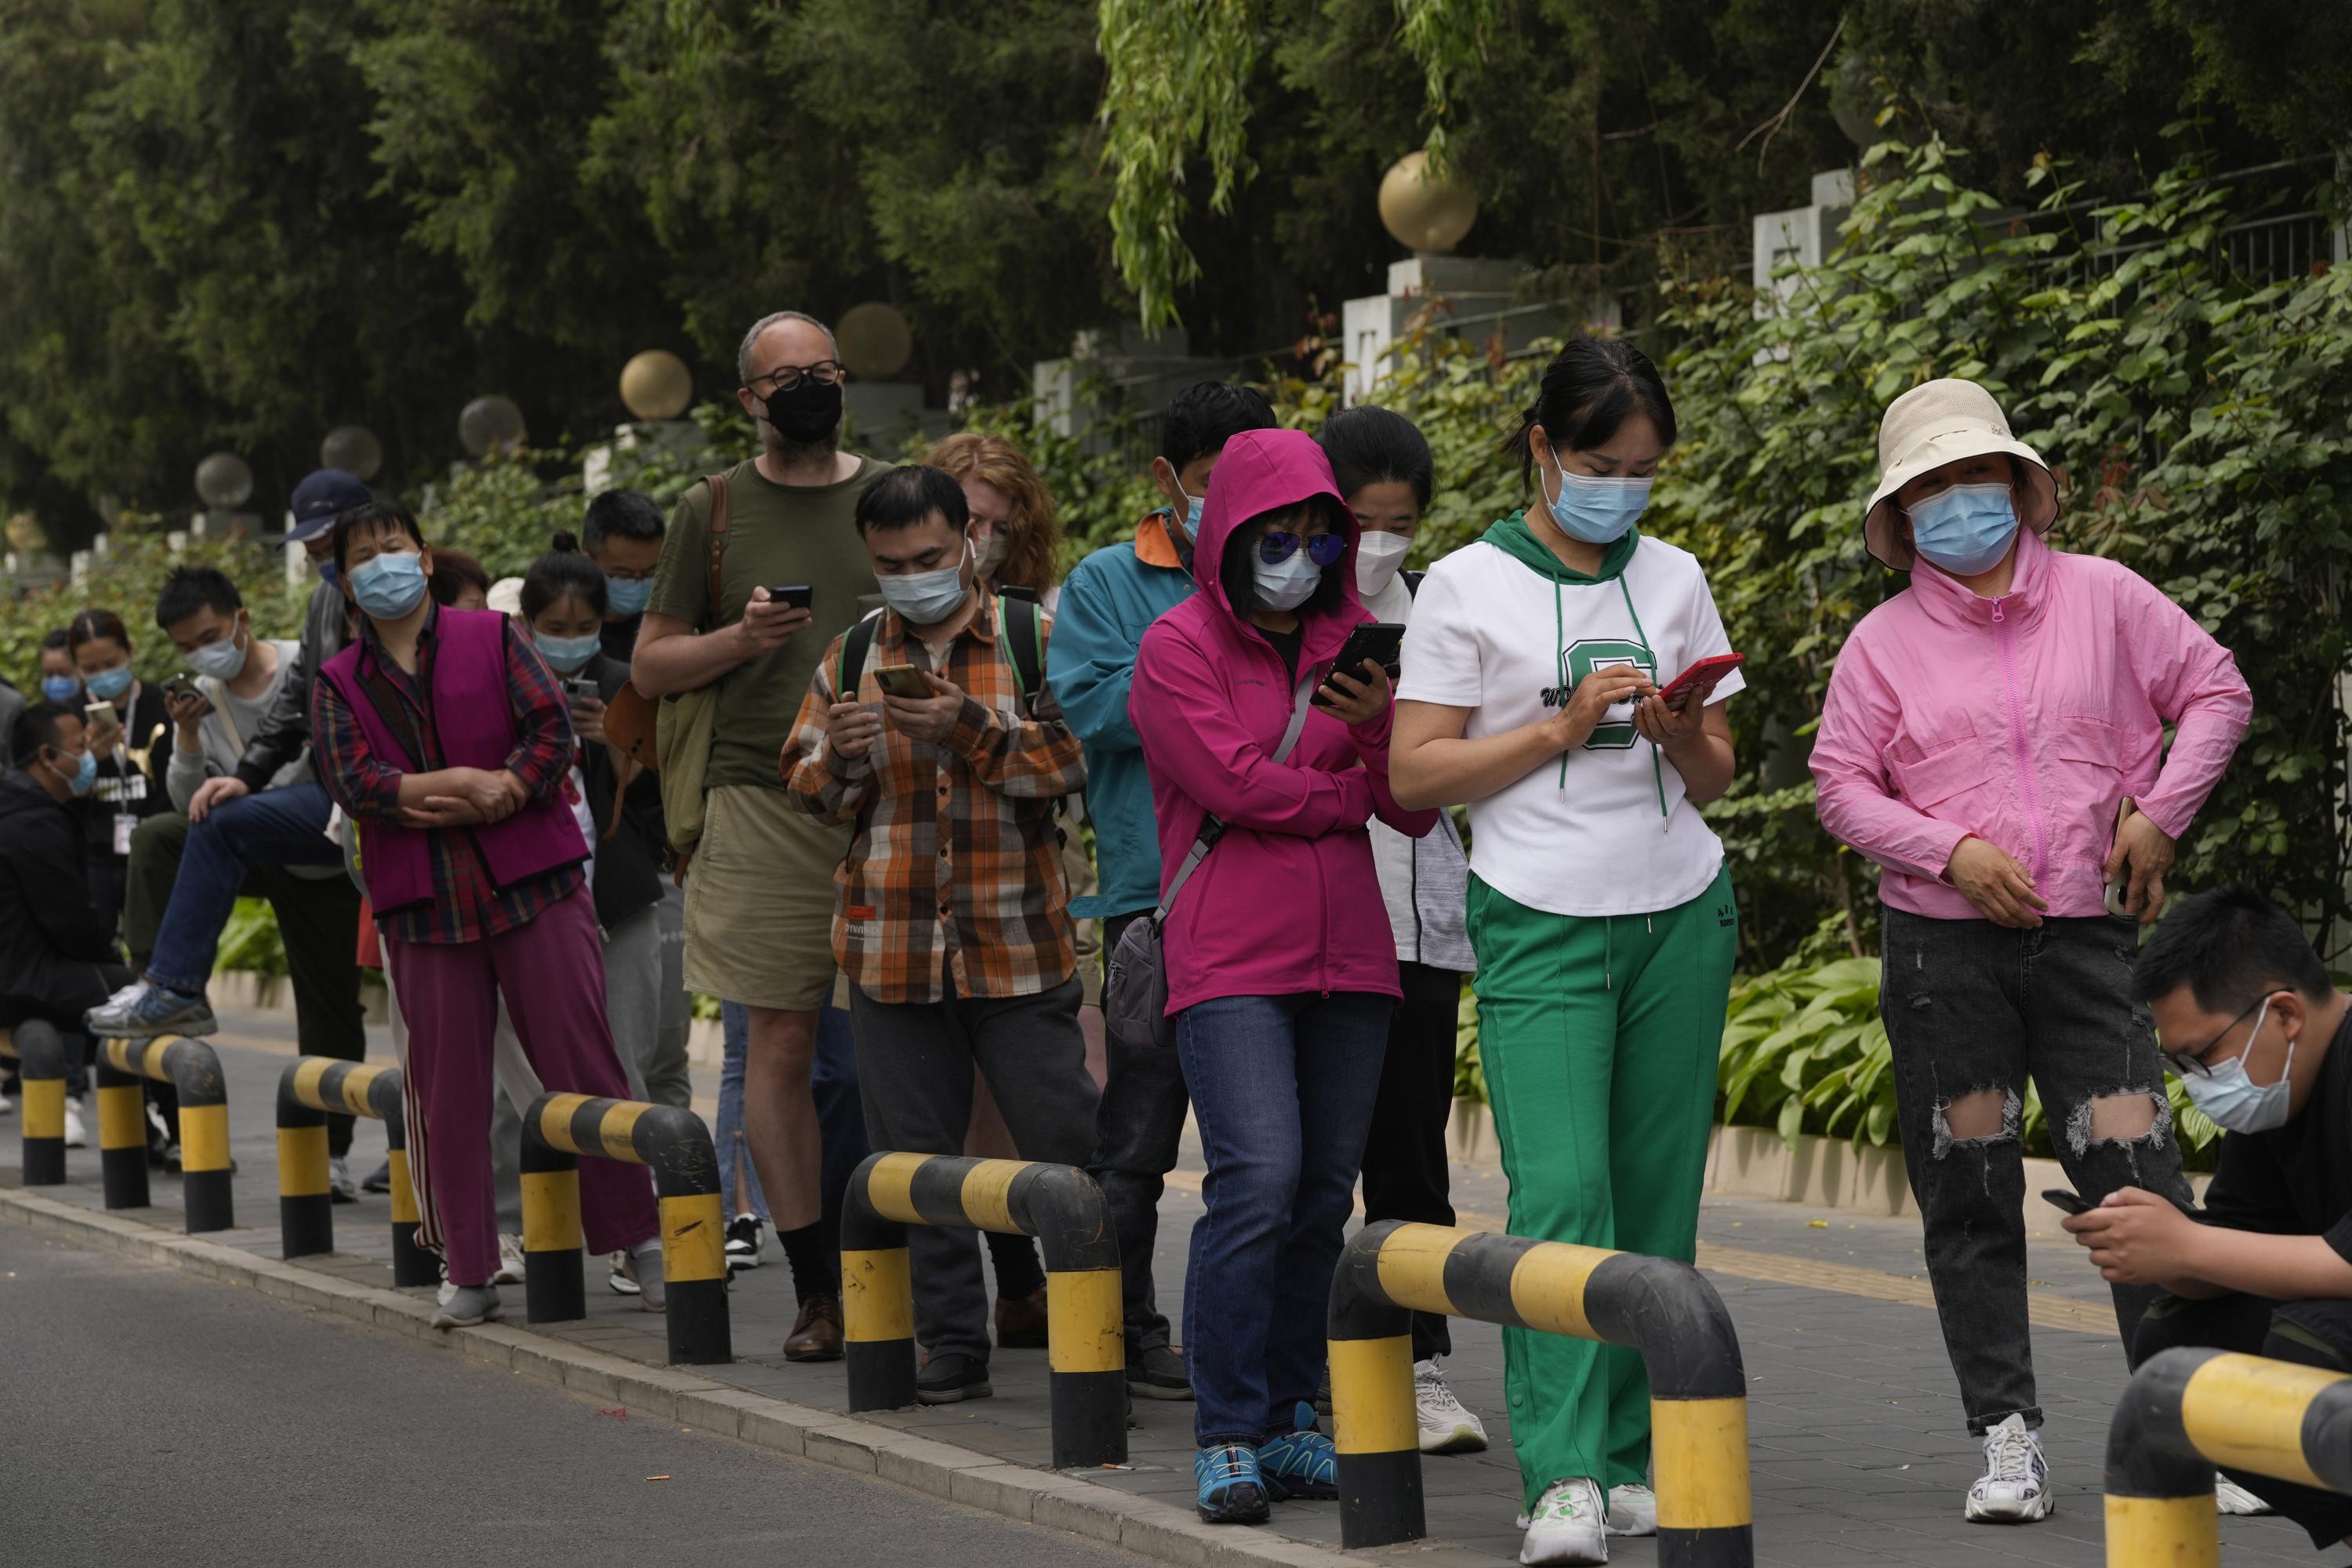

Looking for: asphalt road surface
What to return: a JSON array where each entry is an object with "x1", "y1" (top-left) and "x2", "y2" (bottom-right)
[{"x1": 0, "y1": 1220, "x2": 1146, "y2": 1568}]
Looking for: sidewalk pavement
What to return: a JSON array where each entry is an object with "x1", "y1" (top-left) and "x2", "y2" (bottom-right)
[{"x1": 0, "y1": 1007, "x2": 2334, "y2": 1567}]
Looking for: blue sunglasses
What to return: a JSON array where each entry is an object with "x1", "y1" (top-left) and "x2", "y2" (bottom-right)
[{"x1": 1258, "y1": 531, "x2": 1347, "y2": 568}]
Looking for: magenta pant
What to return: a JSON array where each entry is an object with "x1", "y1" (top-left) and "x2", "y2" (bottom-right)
[{"x1": 387, "y1": 887, "x2": 656, "y2": 1286}]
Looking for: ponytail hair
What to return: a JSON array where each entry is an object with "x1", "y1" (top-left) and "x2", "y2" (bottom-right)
[
  {"x1": 521, "y1": 529, "x2": 608, "y2": 620},
  {"x1": 1501, "y1": 337, "x2": 1678, "y2": 488}
]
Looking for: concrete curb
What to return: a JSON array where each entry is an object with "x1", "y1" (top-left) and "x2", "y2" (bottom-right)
[{"x1": 0, "y1": 1185, "x2": 1360, "y2": 1568}]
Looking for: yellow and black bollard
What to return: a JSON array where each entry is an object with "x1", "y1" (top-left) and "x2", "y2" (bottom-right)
[
  {"x1": 274, "y1": 1057, "x2": 435, "y2": 1286},
  {"x1": 842, "y1": 1152, "x2": 1125, "y2": 1468},
  {"x1": 1329, "y1": 1222, "x2": 1753, "y2": 1566},
  {"x1": 1, "y1": 1022, "x2": 70, "y2": 1185},
  {"x1": 97, "y1": 1035, "x2": 233, "y2": 1232},
  {"x1": 2105, "y1": 1347, "x2": 2352, "y2": 1565},
  {"x1": 520, "y1": 1092, "x2": 730, "y2": 1364}
]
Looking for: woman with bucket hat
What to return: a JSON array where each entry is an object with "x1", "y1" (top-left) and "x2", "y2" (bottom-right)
[{"x1": 1811, "y1": 379, "x2": 2253, "y2": 1523}]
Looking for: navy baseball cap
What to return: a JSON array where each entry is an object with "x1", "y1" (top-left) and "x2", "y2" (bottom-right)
[{"x1": 284, "y1": 468, "x2": 372, "y2": 543}]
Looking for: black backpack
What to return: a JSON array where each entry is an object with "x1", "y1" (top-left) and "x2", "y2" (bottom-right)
[{"x1": 835, "y1": 590, "x2": 1044, "y2": 704}]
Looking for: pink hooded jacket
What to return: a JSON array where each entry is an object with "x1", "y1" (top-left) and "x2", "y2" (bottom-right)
[
  {"x1": 1128, "y1": 428, "x2": 1437, "y2": 1012},
  {"x1": 1811, "y1": 528, "x2": 2251, "y2": 920}
]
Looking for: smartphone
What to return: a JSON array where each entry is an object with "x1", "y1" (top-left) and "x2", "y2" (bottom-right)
[
  {"x1": 769, "y1": 584, "x2": 814, "y2": 611},
  {"x1": 562, "y1": 677, "x2": 600, "y2": 702},
  {"x1": 873, "y1": 664, "x2": 932, "y2": 700},
  {"x1": 2042, "y1": 1188, "x2": 2092, "y2": 1217},
  {"x1": 83, "y1": 699, "x2": 118, "y2": 731},
  {"x1": 2104, "y1": 798, "x2": 2137, "y2": 917},
  {"x1": 162, "y1": 674, "x2": 198, "y2": 702},
  {"x1": 1655, "y1": 652, "x2": 1746, "y2": 707},
  {"x1": 1316, "y1": 623, "x2": 1406, "y2": 704}
]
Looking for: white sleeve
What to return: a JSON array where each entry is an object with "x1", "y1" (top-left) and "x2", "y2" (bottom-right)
[
  {"x1": 1396, "y1": 558, "x2": 1485, "y2": 707},
  {"x1": 1683, "y1": 560, "x2": 1745, "y2": 703}
]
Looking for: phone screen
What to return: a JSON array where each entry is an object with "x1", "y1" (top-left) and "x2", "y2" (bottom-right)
[{"x1": 2041, "y1": 1188, "x2": 2092, "y2": 1216}]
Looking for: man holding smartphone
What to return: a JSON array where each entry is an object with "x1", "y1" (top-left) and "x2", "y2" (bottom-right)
[{"x1": 630, "y1": 309, "x2": 891, "y2": 1360}]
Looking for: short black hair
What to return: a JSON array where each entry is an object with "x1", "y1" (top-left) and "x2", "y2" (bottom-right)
[
  {"x1": 332, "y1": 499, "x2": 427, "y2": 571},
  {"x1": 38, "y1": 629, "x2": 70, "y2": 656},
  {"x1": 583, "y1": 489, "x2": 666, "y2": 550},
  {"x1": 1502, "y1": 337, "x2": 1678, "y2": 487},
  {"x1": 429, "y1": 549, "x2": 490, "y2": 607},
  {"x1": 855, "y1": 465, "x2": 968, "y2": 536},
  {"x1": 1319, "y1": 405, "x2": 1434, "y2": 512},
  {"x1": 154, "y1": 566, "x2": 243, "y2": 631},
  {"x1": 1217, "y1": 496, "x2": 1350, "y2": 619},
  {"x1": 11, "y1": 701, "x2": 77, "y2": 767},
  {"x1": 67, "y1": 608, "x2": 132, "y2": 654},
  {"x1": 2132, "y1": 886, "x2": 2333, "y2": 1016},
  {"x1": 521, "y1": 531, "x2": 608, "y2": 620},
  {"x1": 1160, "y1": 383, "x2": 1277, "y2": 473}
]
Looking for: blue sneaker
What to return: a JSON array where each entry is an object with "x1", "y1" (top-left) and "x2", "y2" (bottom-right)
[
  {"x1": 1194, "y1": 1442, "x2": 1269, "y2": 1524},
  {"x1": 1258, "y1": 1401, "x2": 1339, "y2": 1501},
  {"x1": 85, "y1": 982, "x2": 216, "y2": 1040}
]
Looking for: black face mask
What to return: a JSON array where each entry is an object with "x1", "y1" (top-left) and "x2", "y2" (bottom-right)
[{"x1": 762, "y1": 378, "x2": 843, "y2": 444}]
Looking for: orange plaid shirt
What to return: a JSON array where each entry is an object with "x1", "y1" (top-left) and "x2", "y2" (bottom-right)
[{"x1": 782, "y1": 591, "x2": 1087, "y2": 1004}]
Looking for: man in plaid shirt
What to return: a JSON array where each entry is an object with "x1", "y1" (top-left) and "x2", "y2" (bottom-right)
[{"x1": 783, "y1": 464, "x2": 1096, "y2": 1405}]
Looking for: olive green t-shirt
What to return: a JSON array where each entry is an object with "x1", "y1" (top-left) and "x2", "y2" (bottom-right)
[{"x1": 648, "y1": 454, "x2": 892, "y2": 790}]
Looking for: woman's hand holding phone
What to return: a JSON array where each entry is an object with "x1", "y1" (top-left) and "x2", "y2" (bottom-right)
[
  {"x1": 1544, "y1": 665, "x2": 1650, "y2": 753},
  {"x1": 1632, "y1": 684, "x2": 1708, "y2": 745},
  {"x1": 1316, "y1": 659, "x2": 1393, "y2": 728}
]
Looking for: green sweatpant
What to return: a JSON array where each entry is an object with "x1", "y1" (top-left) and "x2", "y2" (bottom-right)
[{"x1": 1465, "y1": 865, "x2": 1737, "y2": 1508}]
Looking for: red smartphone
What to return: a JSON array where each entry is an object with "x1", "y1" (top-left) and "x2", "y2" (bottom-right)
[{"x1": 1654, "y1": 652, "x2": 1745, "y2": 707}]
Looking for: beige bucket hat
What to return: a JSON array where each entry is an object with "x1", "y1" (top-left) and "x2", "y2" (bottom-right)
[{"x1": 1864, "y1": 379, "x2": 2056, "y2": 569}]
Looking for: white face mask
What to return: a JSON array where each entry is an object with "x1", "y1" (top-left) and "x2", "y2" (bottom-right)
[
  {"x1": 1252, "y1": 548, "x2": 1323, "y2": 612},
  {"x1": 1354, "y1": 531, "x2": 1411, "y2": 597},
  {"x1": 877, "y1": 538, "x2": 974, "y2": 626},
  {"x1": 973, "y1": 530, "x2": 1010, "y2": 578}
]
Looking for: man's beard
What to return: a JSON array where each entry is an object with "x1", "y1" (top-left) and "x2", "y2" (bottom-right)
[{"x1": 764, "y1": 421, "x2": 840, "y2": 464}]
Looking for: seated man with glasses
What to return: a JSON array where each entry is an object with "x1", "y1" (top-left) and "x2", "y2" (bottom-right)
[{"x1": 2066, "y1": 885, "x2": 2352, "y2": 1544}]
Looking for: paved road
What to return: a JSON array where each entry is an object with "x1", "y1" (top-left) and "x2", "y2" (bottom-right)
[{"x1": 0, "y1": 1221, "x2": 1143, "y2": 1568}]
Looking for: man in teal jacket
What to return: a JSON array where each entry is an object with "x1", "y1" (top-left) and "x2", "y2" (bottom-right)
[{"x1": 1046, "y1": 383, "x2": 1273, "y2": 1402}]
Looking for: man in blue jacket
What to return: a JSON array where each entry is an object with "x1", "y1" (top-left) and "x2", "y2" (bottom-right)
[{"x1": 1046, "y1": 382, "x2": 1274, "y2": 1403}]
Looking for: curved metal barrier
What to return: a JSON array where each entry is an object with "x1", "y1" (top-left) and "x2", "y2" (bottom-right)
[
  {"x1": 517, "y1": 1091, "x2": 730, "y2": 1366},
  {"x1": 0, "y1": 1022, "x2": 70, "y2": 1184},
  {"x1": 842, "y1": 1152, "x2": 1125, "y2": 1468},
  {"x1": 274, "y1": 1056, "x2": 434, "y2": 1287},
  {"x1": 1330, "y1": 1221, "x2": 1752, "y2": 1565},
  {"x1": 2106, "y1": 1346, "x2": 2352, "y2": 1564},
  {"x1": 96, "y1": 1034, "x2": 232, "y2": 1232}
]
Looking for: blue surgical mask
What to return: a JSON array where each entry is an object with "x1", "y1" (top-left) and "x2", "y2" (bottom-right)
[
  {"x1": 83, "y1": 664, "x2": 134, "y2": 702},
  {"x1": 350, "y1": 553, "x2": 429, "y2": 621},
  {"x1": 39, "y1": 674, "x2": 79, "y2": 702},
  {"x1": 49, "y1": 746, "x2": 96, "y2": 797},
  {"x1": 1251, "y1": 549, "x2": 1323, "y2": 612},
  {"x1": 604, "y1": 575, "x2": 654, "y2": 617},
  {"x1": 535, "y1": 631, "x2": 602, "y2": 676},
  {"x1": 2181, "y1": 996, "x2": 2298, "y2": 1134},
  {"x1": 1171, "y1": 481, "x2": 1204, "y2": 544},
  {"x1": 314, "y1": 558, "x2": 339, "y2": 588},
  {"x1": 877, "y1": 541, "x2": 973, "y2": 626},
  {"x1": 187, "y1": 630, "x2": 248, "y2": 681},
  {"x1": 1544, "y1": 462, "x2": 1651, "y2": 545},
  {"x1": 1908, "y1": 481, "x2": 2020, "y2": 576}
]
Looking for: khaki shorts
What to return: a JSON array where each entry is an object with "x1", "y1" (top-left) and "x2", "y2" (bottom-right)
[{"x1": 683, "y1": 784, "x2": 851, "y2": 1012}]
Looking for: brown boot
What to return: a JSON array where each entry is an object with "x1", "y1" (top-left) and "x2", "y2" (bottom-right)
[
  {"x1": 783, "y1": 1294, "x2": 844, "y2": 1362},
  {"x1": 993, "y1": 1287, "x2": 1050, "y2": 1349}
]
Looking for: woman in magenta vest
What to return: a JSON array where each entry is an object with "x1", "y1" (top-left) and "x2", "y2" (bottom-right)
[{"x1": 310, "y1": 501, "x2": 659, "y2": 1329}]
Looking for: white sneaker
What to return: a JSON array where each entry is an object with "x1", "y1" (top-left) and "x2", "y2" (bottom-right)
[
  {"x1": 1605, "y1": 1483, "x2": 1657, "y2": 1537},
  {"x1": 1965, "y1": 1413, "x2": 2053, "y2": 1523},
  {"x1": 1518, "y1": 1477, "x2": 1609, "y2": 1565},
  {"x1": 495, "y1": 1234, "x2": 526, "y2": 1285},
  {"x1": 608, "y1": 1249, "x2": 641, "y2": 1295},
  {"x1": 0, "y1": 1091, "x2": 13, "y2": 1115},
  {"x1": 2216, "y1": 1478, "x2": 2271, "y2": 1515},
  {"x1": 436, "y1": 1272, "x2": 458, "y2": 1307},
  {"x1": 1414, "y1": 1357, "x2": 1489, "y2": 1454},
  {"x1": 102, "y1": 977, "x2": 148, "y2": 1011},
  {"x1": 64, "y1": 1100, "x2": 88, "y2": 1149},
  {"x1": 327, "y1": 1156, "x2": 357, "y2": 1203}
]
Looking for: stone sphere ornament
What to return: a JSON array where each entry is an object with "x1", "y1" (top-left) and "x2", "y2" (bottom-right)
[
  {"x1": 837, "y1": 302, "x2": 914, "y2": 379},
  {"x1": 194, "y1": 452, "x2": 255, "y2": 508},
  {"x1": 319, "y1": 425, "x2": 384, "y2": 482},
  {"x1": 1378, "y1": 151, "x2": 1479, "y2": 254},
  {"x1": 459, "y1": 394, "x2": 528, "y2": 458},
  {"x1": 619, "y1": 350, "x2": 694, "y2": 422}
]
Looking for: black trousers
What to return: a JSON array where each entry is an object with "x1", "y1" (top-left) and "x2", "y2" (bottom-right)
[
  {"x1": 1360, "y1": 960, "x2": 1466, "y2": 1362},
  {"x1": 2135, "y1": 1290, "x2": 2352, "y2": 1546}
]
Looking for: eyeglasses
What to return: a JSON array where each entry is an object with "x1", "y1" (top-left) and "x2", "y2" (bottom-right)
[
  {"x1": 2161, "y1": 991, "x2": 2279, "y2": 1079},
  {"x1": 1258, "y1": 532, "x2": 1347, "y2": 568},
  {"x1": 748, "y1": 360, "x2": 845, "y2": 395}
]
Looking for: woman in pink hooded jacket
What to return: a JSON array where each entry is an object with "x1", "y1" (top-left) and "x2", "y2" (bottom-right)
[
  {"x1": 1129, "y1": 426, "x2": 1436, "y2": 1524},
  {"x1": 1812, "y1": 379, "x2": 2252, "y2": 1524}
]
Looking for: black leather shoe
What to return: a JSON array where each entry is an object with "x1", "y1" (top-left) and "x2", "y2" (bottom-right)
[{"x1": 916, "y1": 1352, "x2": 993, "y2": 1405}]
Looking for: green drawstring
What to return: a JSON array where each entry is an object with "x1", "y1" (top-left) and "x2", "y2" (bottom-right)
[
  {"x1": 1616, "y1": 578, "x2": 1670, "y2": 826},
  {"x1": 1603, "y1": 913, "x2": 1613, "y2": 991}
]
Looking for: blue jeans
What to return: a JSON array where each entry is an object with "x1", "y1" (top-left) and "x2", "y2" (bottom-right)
[
  {"x1": 145, "y1": 782, "x2": 341, "y2": 996},
  {"x1": 1178, "y1": 990, "x2": 1390, "y2": 1446},
  {"x1": 717, "y1": 999, "x2": 869, "y2": 1248}
]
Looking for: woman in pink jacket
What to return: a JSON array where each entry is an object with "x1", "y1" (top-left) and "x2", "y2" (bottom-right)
[
  {"x1": 1812, "y1": 379, "x2": 2252, "y2": 1524},
  {"x1": 1130, "y1": 426, "x2": 1437, "y2": 1524}
]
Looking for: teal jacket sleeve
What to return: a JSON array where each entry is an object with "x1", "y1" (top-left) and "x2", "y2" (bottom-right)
[{"x1": 1044, "y1": 554, "x2": 1144, "y2": 755}]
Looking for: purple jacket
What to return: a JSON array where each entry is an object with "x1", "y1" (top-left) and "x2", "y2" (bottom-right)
[
  {"x1": 1128, "y1": 428, "x2": 1436, "y2": 1012},
  {"x1": 317, "y1": 608, "x2": 586, "y2": 917}
]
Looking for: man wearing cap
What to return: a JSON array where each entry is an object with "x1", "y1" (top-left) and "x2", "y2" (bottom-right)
[
  {"x1": 1810, "y1": 379, "x2": 2252, "y2": 1524},
  {"x1": 86, "y1": 471, "x2": 373, "y2": 1189}
]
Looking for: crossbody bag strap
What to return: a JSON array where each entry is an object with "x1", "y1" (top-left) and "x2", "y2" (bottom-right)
[
  {"x1": 700, "y1": 474, "x2": 731, "y2": 632},
  {"x1": 1153, "y1": 673, "x2": 1320, "y2": 920}
]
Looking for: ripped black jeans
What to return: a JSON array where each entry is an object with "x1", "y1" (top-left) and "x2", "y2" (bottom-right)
[{"x1": 1880, "y1": 907, "x2": 2194, "y2": 1435}]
